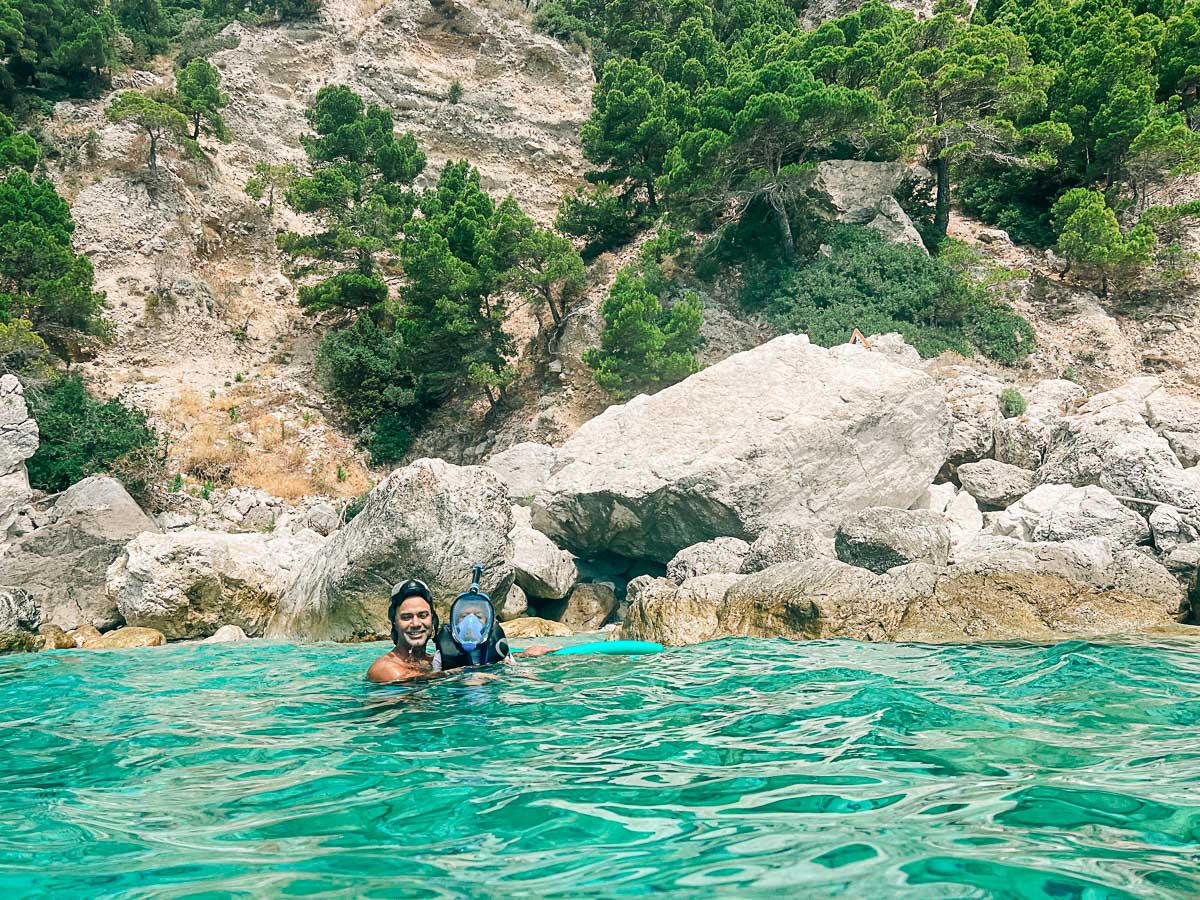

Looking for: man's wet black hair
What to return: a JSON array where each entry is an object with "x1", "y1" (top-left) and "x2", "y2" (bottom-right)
[{"x1": 388, "y1": 579, "x2": 439, "y2": 647}]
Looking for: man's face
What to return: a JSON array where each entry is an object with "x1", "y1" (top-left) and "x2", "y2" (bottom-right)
[{"x1": 395, "y1": 596, "x2": 433, "y2": 649}]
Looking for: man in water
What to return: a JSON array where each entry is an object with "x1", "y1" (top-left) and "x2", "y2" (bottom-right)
[{"x1": 366, "y1": 579, "x2": 438, "y2": 684}]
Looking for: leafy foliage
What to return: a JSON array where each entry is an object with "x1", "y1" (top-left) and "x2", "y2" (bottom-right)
[
  {"x1": 26, "y1": 375, "x2": 159, "y2": 494},
  {"x1": 174, "y1": 57, "x2": 229, "y2": 141},
  {"x1": 106, "y1": 88, "x2": 194, "y2": 171},
  {"x1": 999, "y1": 387, "x2": 1028, "y2": 418},
  {"x1": 0, "y1": 170, "x2": 106, "y2": 358},
  {"x1": 1051, "y1": 188, "x2": 1156, "y2": 297},
  {"x1": 741, "y1": 227, "x2": 1034, "y2": 363}
]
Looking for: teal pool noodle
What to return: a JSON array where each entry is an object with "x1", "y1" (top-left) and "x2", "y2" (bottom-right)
[{"x1": 549, "y1": 640, "x2": 663, "y2": 656}]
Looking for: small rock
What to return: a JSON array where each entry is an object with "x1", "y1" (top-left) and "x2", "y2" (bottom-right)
[
  {"x1": 944, "y1": 489, "x2": 983, "y2": 553},
  {"x1": 156, "y1": 511, "x2": 194, "y2": 530},
  {"x1": 993, "y1": 484, "x2": 1150, "y2": 548},
  {"x1": 739, "y1": 525, "x2": 834, "y2": 573},
  {"x1": 303, "y1": 501, "x2": 340, "y2": 536},
  {"x1": 1166, "y1": 432, "x2": 1200, "y2": 467},
  {"x1": 38, "y1": 624, "x2": 75, "y2": 650},
  {"x1": 510, "y1": 505, "x2": 577, "y2": 600},
  {"x1": 1149, "y1": 504, "x2": 1198, "y2": 555},
  {"x1": 555, "y1": 583, "x2": 617, "y2": 631},
  {"x1": 502, "y1": 616, "x2": 572, "y2": 638},
  {"x1": 956, "y1": 459, "x2": 1035, "y2": 509},
  {"x1": 835, "y1": 508, "x2": 951, "y2": 574},
  {"x1": 204, "y1": 624, "x2": 249, "y2": 643},
  {"x1": 977, "y1": 227, "x2": 1011, "y2": 244},
  {"x1": 666, "y1": 537, "x2": 750, "y2": 584},
  {"x1": 85, "y1": 626, "x2": 166, "y2": 649}
]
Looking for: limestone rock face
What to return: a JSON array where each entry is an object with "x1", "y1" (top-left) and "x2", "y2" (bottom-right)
[
  {"x1": 720, "y1": 559, "x2": 935, "y2": 641},
  {"x1": 936, "y1": 366, "x2": 1004, "y2": 466},
  {"x1": 622, "y1": 573, "x2": 744, "y2": 646},
  {"x1": 109, "y1": 528, "x2": 323, "y2": 640},
  {"x1": 994, "y1": 416, "x2": 1052, "y2": 470},
  {"x1": 0, "y1": 588, "x2": 40, "y2": 653},
  {"x1": 1149, "y1": 504, "x2": 1198, "y2": 554},
  {"x1": 267, "y1": 459, "x2": 514, "y2": 642},
  {"x1": 993, "y1": 484, "x2": 1150, "y2": 548},
  {"x1": 0, "y1": 477, "x2": 158, "y2": 631},
  {"x1": 957, "y1": 460, "x2": 1035, "y2": 509},
  {"x1": 503, "y1": 616, "x2": 571, "y2": 638},
  {"x1": 802, "y1": 160, "x2": 930, "y2": 251},
  {"x1": 666, "y1": 537, "x2": 750, "y2": 583},
  {"x1": 894, "y1": 536, "x2": 1184, "y2": 641},
  {"x1": 739, "y1": 525, "x2": 834, "y2": 573},
  {"x1": 38, "y1": 623, "x2": 75, "y2": 650},
  {"x1": 509, "y1": 505, "x2": 577, "y2": 601},
  {"x1": 0, "y1": 375, "x2": 38, "y2": 535},
  {"x1": 533, "y1": 335, "x2": 950, "y2": 562},
  {"x1": 835, "y1": 507, "x2": 951, "y2": 574},
  {"x1": 487, "y1": 443, "x2": 563, "y2": 505}
]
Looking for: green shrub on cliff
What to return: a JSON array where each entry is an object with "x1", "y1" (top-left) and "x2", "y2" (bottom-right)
[
  {"x1": 26, "y1": 375, "x2": 160, "y2": 494},
  {"x1": 743, "y1": 228, "x2": 1034, "y2": 364}
]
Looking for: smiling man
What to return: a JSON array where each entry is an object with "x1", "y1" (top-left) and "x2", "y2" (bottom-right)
[{"x1": 366, "y1": 579, "x2": 439, "y2": 683}]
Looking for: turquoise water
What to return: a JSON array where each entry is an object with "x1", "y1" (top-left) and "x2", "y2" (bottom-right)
[{"x1": 3, "y1": 638, "x2": 1200, "y2": 898}]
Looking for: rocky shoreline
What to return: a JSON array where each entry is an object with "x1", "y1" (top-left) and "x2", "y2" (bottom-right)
[{"x1": 2, "y1": 333, "x2": 1198, "y2": 654}]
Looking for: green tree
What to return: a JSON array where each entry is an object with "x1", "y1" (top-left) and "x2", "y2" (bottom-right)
[
  {"x1": 584, "y1": 268, "x2": 703, "y2": 396},
  {"x1": 1159, "y1": 3, "x2": 1200, "y2": 112},
  {"x1": 280, "y1": 84, "x2": 425, "y2": 320},
  {"x1": 106, "y1": 88, "x2": 193, "y2": 171},
  {"x1": 0, "y1": 112, "x2": 39, "y2": 172},
  {"x1": 663, "y1": 59, "x2": 878, "y2": 257},
  {"x1": 582, "y1": 58, "x2": 681, "y2": 208},
  {"x1": 113, "y1": 0, "x2": 167, "y2": 60},
  {"x1": 508, "y1": 224, "x2": 587, "y2": 333},
  {"x1": 244, "y1": 160, "x2": 295, "y2": 217},
  {"x1": 398, "y1": 161, "x2": 520, "y2": 408},
  {"x1": 174, "y1": 58, "x2": 229, "y2": 141},
  {"x1": 875, "y1": 1, "x2": 1057, "y2": 239},
  {"x1": 1051, "y1": 188, "x2": 1156, "y2": 297},
  {"x1": 0, "y1": 171, "x2": 106, "y2": 357},
  {"x1": 7, "y1": 0, "x2": 118, "y2": 97}
]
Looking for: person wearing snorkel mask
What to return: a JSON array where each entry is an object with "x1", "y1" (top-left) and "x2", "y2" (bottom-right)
[
  {"x1": 365, "y1": 579, "x2": 439, "y2": 683},
  {"x1": 432, "y1": 570, "x2": 554, "y2": 671}
]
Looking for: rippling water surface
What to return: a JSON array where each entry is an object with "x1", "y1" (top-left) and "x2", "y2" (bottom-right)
[{"x1": 3, "y1": 638, "x2": 1200, "y2": 898}]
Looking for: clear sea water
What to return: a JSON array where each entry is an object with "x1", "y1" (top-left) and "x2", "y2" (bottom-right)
[{"x1": 2, "y1": 637, "x2": 1200, "y2": 898}]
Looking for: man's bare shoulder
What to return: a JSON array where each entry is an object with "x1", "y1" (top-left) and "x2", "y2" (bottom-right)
[{"x1": 366, "y1": 652, "x2": 426, "y2": 684}]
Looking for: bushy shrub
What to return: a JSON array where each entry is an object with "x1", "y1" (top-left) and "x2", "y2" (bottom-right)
[
  {"x1": 742, "y1": 227, "x2": 1035, "y2": 364},
  {"x1": 999, "y1": 388, "x2": 1028, "y2": 418},
  {"x1": 556, "y1": 184, "x2": 647, "y2": 258},
  {"x1": 26, "y1": 375, "x2": 160, "y2": 495},
  {"x1": 533, "y1": 2, "x2": 591, "y2": 49},
  {"x1": 583, "y1": 268, "x2": 703, "y2": 397}
]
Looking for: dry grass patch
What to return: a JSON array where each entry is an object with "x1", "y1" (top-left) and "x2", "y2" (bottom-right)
[{"x1": 170, "y1": 380, "x2": 372, "y2": 500}]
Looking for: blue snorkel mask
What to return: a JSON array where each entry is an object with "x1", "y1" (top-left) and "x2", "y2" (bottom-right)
[{"x1": 449, "y1": 564, "x2": 496, "y2": 655}]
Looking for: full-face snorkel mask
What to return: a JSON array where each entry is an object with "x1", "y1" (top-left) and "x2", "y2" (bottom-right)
[{"x1": 448, "y1": 564, "x2": 496, "y2": 654}]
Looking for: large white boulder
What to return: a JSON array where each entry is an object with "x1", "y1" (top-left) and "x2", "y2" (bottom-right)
[
  {"x1": 957, "y1": 459, "x2": 1035, "y2": 509},
  {"x1": 533, "y1": 334, "x2": 950, "y2": 562},
  {"x1": 486, "y1": 442, "x2": 564, "y2": 505},
  {"x1": 108, "y1": 528, "x2": 323, "y2": 640},
  {"x1": 622, "y1": 573, "x2": 745, "y2": 646},
  {"x1": 992, "y1": 483, "x2": 1150, "y2": 548},
  {"x1": 509, "y1": 505, "x2": 577, "y2": 600},
  {"x1": 739, "y1": 525, "x2": 834, "y2": 573},
  {"x1": 0, "y1": 476, "x2": 159, "y2": 631},
  {"x1": 267, "y1": 459, "x2": 514, "y2": 642},
  {"x1": 935, "y1": 366, "x2": 1004, "y2": 466}
]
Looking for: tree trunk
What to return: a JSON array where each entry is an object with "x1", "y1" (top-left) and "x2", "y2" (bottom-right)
[
  {"x1": 767, "y1": 191, "x2": 795, "y2": 259},
  {"x1": 192, "y1": 114, "x2": 201, "y2": 140},
  {"x1": 646, "y1": 177, "x2": 657, "y2": 211},
  {"x1": 543, "y1": 285, "x2": 561, "y2": 326},
  {"x1": 933, "y1": 154, "x2": 950, "y2": 239},
  {"x1": 148, "y1": 131, "x2": 158, "y2": 172}
]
